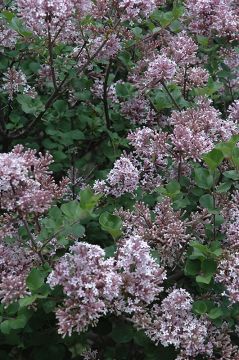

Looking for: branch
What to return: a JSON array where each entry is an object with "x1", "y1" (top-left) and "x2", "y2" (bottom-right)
[
  {"x1": 103, "y1": 58, "x2": 113, "y2": 129},
  {"x1": 47, "y1": 22, "x2": 57, "y2": 90},
  {"x1": 161, "y1": 81, "x2": 181, "y2": 111},
  {"x1": 182, "y1": 65, "x2": 188, "y2": 100},
  {"x1": 165, "y1": 270, "x2": 184, "y2": 283}
]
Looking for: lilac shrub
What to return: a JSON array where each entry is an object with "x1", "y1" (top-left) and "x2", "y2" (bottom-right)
[{"x1": 0, "y1": 0, "x2": 239, "y2": 359}]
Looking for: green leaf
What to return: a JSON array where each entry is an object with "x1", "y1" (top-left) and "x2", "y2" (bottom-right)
[
  {"x1": 0, "y1": 321, "x2": 11, "y2": 335},
  {"x1": 172, "y1": 5, "x2": 185, "y2": 18},
  {"x1": 19, "y1": 295, "x2": 38, "y2": 308},
  {"x1": 150, "y1": 250, "x2": 161, "y2": 265},
  {"x1": 190, "y1": 242, "x2": 210, "y2": 255},
  {"x1": 194, "y1": 167, "x2": 214, "y2": 189},
  {"x1": 9, "y1": 17, "x2": 32, "y2": 36},
  {"x1": 52, "y1": 150, "x2": 67, "y2": 161},
  {"x1": 104, "y1": 245, "x2": 117, "y2": 258},
  {"x1": 67, "y1": 130, "x2": 85, "y2": 140},
  {"x1": 61, "y1": 200, "x2": 82, "y2": 220},
  {"x1": 80, "y1": 188, "x2": 101, "y2": 212},
  {"x1": 215, "y1": 214, "x2": 224, "y2": 227},
  {"x1": 9, "y1": 313, "x2": 29, "y2": 330},
  {"x1": 201, "y1": 259, "x2": 217, "y2": 276},
  {"x1": 216, "y1": 181, "x2": 232, "y2": 193},
  {"x1": 26, "y1": 268, "x2": 45, "y2": 292},
  {"x1": 199, "y1": 194, "x2": 215, "y2": 211},
  {"x1": 99, "y1": 212, "x2": 122, "y2": 240},
  {"x1": 197, "y1": 35, "x2": 209, "y2": 46},
  {"x1": 216, "y1": 135, "x2": 239, "y2": 158},
  {"x1": 41, "y1": 300, "x2": 56, "y2": 314},
  {"x1": 111, "y1": 323, "x2": 134, "y2": 344},
  {"x1": 67, "y1": 223, "x2": 85, "y2": 237},
  {"x1": 208, "y1": 307, "x2": 223, "y2": 319},
  {"x1": 17, "y1": 95, "x2": 44, "y2": 115},
  {"x1": 153, "y1": 91, "x2": 172, "y2": 110},
  {"x1": 193, "y1": 300, "x2": 208, "y2": 315},
  {"x1": 223, "y1": 170, "x2": 239, "y2": 180},
  {"x1": 203, "y1": 149, "x2": 224, "y2": 171},
  {"x1": 53, "y1": 100, "x2": 68, "y2": 114},
  {"x1": 196, "y1": 274, "x2": 212, "y2": 285},
  {"x1": 165, "y1": 180, "x2": 181, "y2": 197},
  {"x1": 1, "y1": 11, "x2": 15, "y2": 22},
  {"x1": 210, "y1": 241, "x2": 222, "y2": 257},
  {"x1": 0, "y1": 313, "x2": 30, "y2": 334},
  {"x1": 115, "y1": 83, "x2": 135, "y2": 98},
  {"x1": 184, "y1": 259, "x2": 201, "y2": 276},
  {"x1": 232, "y1": 146, "x2": 239, "y2": 168}
]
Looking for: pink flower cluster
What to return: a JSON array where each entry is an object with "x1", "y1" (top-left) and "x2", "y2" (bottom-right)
[
  {"x1": 228, "y1": 100, "x2": 239, "y2": 123},
  {"x1": 0, "y1": 145, "x2": 68, "y2": 215},
  {"x1": 117, "y1": 199, "x2": 190, "y2": 267},
  {"x1": 216, "y1": 251, "x2": 239, "y2": 303},
  {"x1": 133, "y1": 289, "x2": 213, "y2": 358},
  {"x1": 144, "y1": 55, "x2": 176, "y2": 87},
  {"x1": 121, "y1": 96, "x2": 156, "y2": 125},
  {"x1": 221, "y1": 49, "x2": 239, "y2": 91},
  {"x1": 0, "y1": 20, "x2": 18, "y2": 49},
  {"x1": 175, "y1": 66, "x2": 209, "y2": 91},
  {"x1": 1, "y1": 67, "x2": 28, "y2": 100},
  {"x1": 93, "y1": 156, "x2": 140, "y2": 197},
  {"x1": 184, "y1": 0, "x2": 239, "y2": 39},
  {"x1": 48, "y1": 242, "x2": 121, "y2": 336},
  {"x1": 221, "y1": 191, "x2": 239, "y2": 249},
  {"x1": 17, "y1": 0, "x2": 92, "y2": 37},
  {"x1": 133, "y1": 288, "x2": 239, "y2": 359},
  {"x1": 81, "y1": 349, "x2": 99, "y2": 360},
  {"x1": 170, "y1": 97, "x2": 236, "y2": 161},
  {"x1": 48, "y1": 238, "x2": 166, "y2": 336},
  {"x1": 162, "y1": 31, "x2": 198, "y2": 66},
  {"x1": 115, "y1": 236, "x2": 166, "y2": 313},
  {"x1": 127, "y1": 127, "x2": 169, "y2": 191},
  {"x1": 0, "y1": 243, "x2": 36, "y2": 305},
  {"x1": 119, "y1": 0, "x2": 164, "y2": 19}
]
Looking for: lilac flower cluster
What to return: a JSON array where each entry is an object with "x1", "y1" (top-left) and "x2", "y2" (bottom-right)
[
  {"x1": 0, "y1": 243, "x2": 36, "y2": 305},
  {"x1": 222, "y1": 49, "x2": 239, "y2": 91},
  {"x1": 216, "y1": 251, "x2": 239, "y2": 303},
  {"x1": 121, "y1": 95, "x2": 156, "y2": 125},
  {"x1": 133, "y1": 288, "x2": 239, "y2": 359},
  {"x1": 0, "y1": 145, "x2": 68, "y2": 215},
  {"x1": 0, "y1": 20, "x2": 18, "y2": 49},
  {"x1": 144, "y1": 55, "x2": 176, "y2": 87},
  {"x1": 115, "y1": 236, "x2": 166, "y2": 313},
  {"x1": 162, "y1": 31, "x2": 198, "y2": 66},
  {"x1": 48, "y1": 238, "x2": 166, "y2": 336},
  {"x1": 119, "y1": 0, "x2": 165, "y2": 20},
  {"x1": 81, "y1": 349, "x2": 99, "y2": 360},
  {"x1": 228, "y1": 100, "x2": 239, "y2": 123},
  {"x1": 1, "y1": 67, "x2": 28, "y2": 100},
  {"x1": 94, "y1": 156, "x2": 140, "y2": 197},
  {"x1": 184, "y1": 0, "x2": 239, "y2": 39},
  {"x1": 117, "y1": 199, "x2": 190, "y2": 267},
  {"x1": 48, "y1": 242, "x2": 121, "y2": 336},
  {"x1": 17, "y1": 0, "x2": 92, "y2": 37},
  {"x1": 170, "y1": 97, "x2": 236, "y2": 161},
  {"x1": 133, "y1": 289, "x2": 213, "y2": 358}
]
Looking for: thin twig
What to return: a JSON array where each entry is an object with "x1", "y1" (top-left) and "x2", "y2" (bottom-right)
[
  {"x1": 161, "y1": 81, "x2": 181, "y2": 111},
  {"x1": 47, "y1": 22, "x2": 57, "y2": 90},
  {"x1": 103, "y1": 58, "x2": 113, "y2": 129}
]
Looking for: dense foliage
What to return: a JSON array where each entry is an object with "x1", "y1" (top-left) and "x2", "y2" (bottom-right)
[{"x1": 0, "y1": 0, "x2": 239, "y2": 359}]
